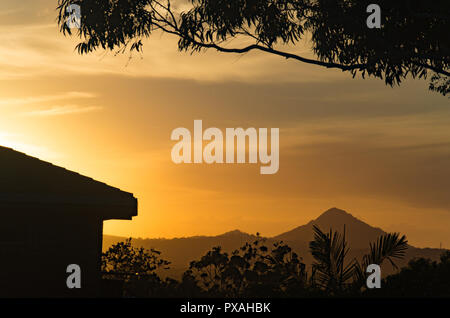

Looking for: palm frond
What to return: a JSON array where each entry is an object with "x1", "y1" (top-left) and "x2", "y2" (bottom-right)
[
  {"x1": 362, "y1": 232, "x2": 408, "y2": 270},
  {"x1": 309, "y1": 225, "x2": 357, "y2": 294}
]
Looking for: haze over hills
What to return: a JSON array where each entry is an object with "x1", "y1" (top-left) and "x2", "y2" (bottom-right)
[
  {"x1": 103, "y1": 208, "x2": 446, "y2": 278},
  {"x1": 104, "y1": 229, "x2": 259, "y2": 278}
]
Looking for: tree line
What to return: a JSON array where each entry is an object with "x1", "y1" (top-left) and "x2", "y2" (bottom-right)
[{"x1": 100, "y1": 225, "x2": 450, "y2": 297}]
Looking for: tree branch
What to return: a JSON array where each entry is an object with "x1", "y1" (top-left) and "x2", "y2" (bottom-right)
[
  {"x1": 194, "y1": 41, "x2": 368, "y2": 72},
  {"x1": 413, "y1": 62, "x2": 450, "y2": 77}
]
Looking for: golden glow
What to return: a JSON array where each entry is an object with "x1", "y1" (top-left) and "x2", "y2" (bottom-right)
[{"x1": 0, "y1": 1, "x2": 449, "y2": 248}]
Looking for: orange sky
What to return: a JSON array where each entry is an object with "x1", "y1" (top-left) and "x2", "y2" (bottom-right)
[{"x1": 1, "y1": 0, "x2": 450, "y2": 248}]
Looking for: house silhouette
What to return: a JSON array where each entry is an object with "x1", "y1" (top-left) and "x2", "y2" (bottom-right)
[{"x1": 0, "y1": 146, "x2": 137, "y2": 297}]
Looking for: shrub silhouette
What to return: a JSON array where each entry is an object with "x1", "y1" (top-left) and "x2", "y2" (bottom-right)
[
  {"x1": 184, "y1": 235, "x2": 309, "y2": 297},
  {"x1": 364, "y1": 250, "x2": 450, "y2": 297},
  {"x1": 102, "y1": 238, "x2": 170, "y2": 297}
]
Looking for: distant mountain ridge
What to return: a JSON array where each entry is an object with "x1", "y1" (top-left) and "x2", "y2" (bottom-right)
[
  {"x1": 103, "y1": 208, "x2": 446, "y2": 278},
  {"x1": 274, "y1": 207, "x2": 385, "y2": 249}
]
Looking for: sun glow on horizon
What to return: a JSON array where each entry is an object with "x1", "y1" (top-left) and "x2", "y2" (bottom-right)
[{"x1": 0, "y1": 0, "x2": 448, "y2": 249}]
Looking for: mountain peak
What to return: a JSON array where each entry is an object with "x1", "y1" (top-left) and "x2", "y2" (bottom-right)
[
  {"x1": 274, "y1": 207, "x2": 385, "y2": 249},
  {"x1": 220, "y1": 229, "x2": 248, "y2": 237},
  {"x1": 312, "y1": 207, "x2": 374, "y2": 233},
  {"x1": 315, "y1": 207, "x2": 353, "y2": 222}
]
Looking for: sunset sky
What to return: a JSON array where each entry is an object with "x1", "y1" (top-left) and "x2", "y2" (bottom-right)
[{"x1": 1, "y1": 0, "x2": 449, "y2": 248}]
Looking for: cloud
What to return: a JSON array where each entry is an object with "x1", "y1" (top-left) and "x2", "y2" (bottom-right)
[
  {"x1": 0, "y1": 0, "x2": 347, "y2": 83},
  {"x1": 23, "y1": 105, "x2": 102, "y2": 117},
  {"x1": 0, "y1": 91, "x2": 96, "y2": 107}
]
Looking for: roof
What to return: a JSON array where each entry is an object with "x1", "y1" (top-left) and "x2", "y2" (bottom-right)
[{"x1": 0, "y1": 146, "x2": 137, "y2": 220}]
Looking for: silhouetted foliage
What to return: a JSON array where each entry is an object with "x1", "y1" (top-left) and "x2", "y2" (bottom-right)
[
  {"x1": 57, "y1": 0, "x2": 449, "y2": 94},
  {"x1": 184, "y1": 235, "x2": 309, "y2": 297},
  {"x1": 101, "y1": 228, "x2": 424, "y2": 298},
  {"x1": 101, "y1": 238, "x2": 170, "y2": 297},
  {"x1": 309, "y1": 225, "x2": 355, "y2": 295},
  {"x1": 365, "y1": 251, "x2": 450, "y2": 297},
  {"x1": 353, "y1": 231, "x2": 408, "y2": 291},
  {"x1": 309, "y1": 225, "x2": 408, "y2": 295}
]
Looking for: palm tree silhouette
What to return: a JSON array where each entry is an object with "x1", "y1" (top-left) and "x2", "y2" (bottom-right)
[{"x1": 309, "y1": 225, "x2": 408, "y2": 295}]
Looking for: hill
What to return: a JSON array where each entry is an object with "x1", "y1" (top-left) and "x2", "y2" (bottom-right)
[
  {"x1": 103, "y1": 229, "x2": 259, "y2": 278},
  {"x1": 103, "y1": 208, "x2": 446, "y2": 279},
  {"x1": 274, "y1": 207, "x2": 385, "y2": 248}
]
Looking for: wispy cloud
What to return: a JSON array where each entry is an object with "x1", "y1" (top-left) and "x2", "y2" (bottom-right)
[
  {"x1": 0, "y1": 1, "x2": 343, "y2": 83},
  {"x1": 0, "y1": 91, "x2": 96, "y2": 107},
  {"x1": 0, "y1": 8, "x2": 23, "y2": 17},
  {"x1": 23, "y1": 105, "x2": 102, "y2": 117}
]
